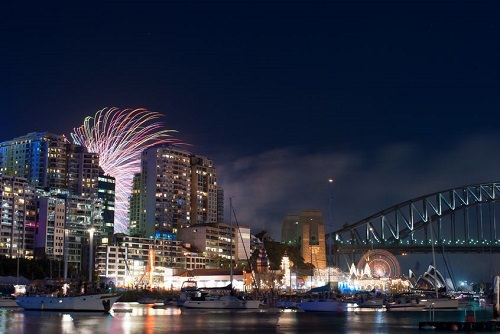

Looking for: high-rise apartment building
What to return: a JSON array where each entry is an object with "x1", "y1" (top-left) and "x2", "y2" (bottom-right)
[
  {"x1": 98, "y1": 174, "x2": 116, "y2": 237},
  {"x1": 190, "y1": 155, "x2": 218, "y2": 225},
  {"x1": 35, "y1": 195, "x2": 66, "y2": 261},
  {"x1": 0, "y1": 132, "x2": 101, "y2": 197},
  {"x1": 0, "y1": 132, "x2": 70, "y2": 189},
  {"x1": 67, "y1": 145, "x2": 101, "y2": 198},
  {"x1": 128, "y1": 173, "x2": 144, "y2": 236},
  {"x1": 0, "y1": 132, "x2": 111, "y2": 275},
  {"x1": 130, "y1": 145, "x2": 220, "y2": 237},
  {"x1": 0, "y1": 175, "x2": 36, "y2": 259}
]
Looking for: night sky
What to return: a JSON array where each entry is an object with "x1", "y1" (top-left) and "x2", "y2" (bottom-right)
[{"x1": 1, "y1": 1, "x2": 499, "y2": 282}]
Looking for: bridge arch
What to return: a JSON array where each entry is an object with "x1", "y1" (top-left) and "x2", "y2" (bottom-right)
[{"x1": 327, "y1": 182, "x2": 500, "y2": 267}]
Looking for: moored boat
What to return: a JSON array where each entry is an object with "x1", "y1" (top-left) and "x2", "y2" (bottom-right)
[
  {"x1": 420, "y1": 296, "x2": 459, "y2": 310},
  {"x1": 385, "y1": 292, "x2": 426, "y2": 311},
  {"x1": 16, "y1": 292, "x2": 122, "y2": 312},
  {"x1": 183, "y1": 294, "x2": 261, "y2": 309},
  {"x1": 356, "y1": 297, "x2": 385, "y2": 309},
  {"x1": 0, "y1": 295, "x2": 18, "y2": 308},
  {"x1": 176, "y1": 280, "x2": 200, "y2": 307},
  {"x1": 182, "y1": 199, "x2": 261, "y2": 310},
  {"x1": 386, "y1": 301, "x2": 426, "y2": 311}
]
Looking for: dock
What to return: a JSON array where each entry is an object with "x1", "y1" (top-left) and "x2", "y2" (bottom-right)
[{"x1": 419, "y1": 320, "x2": 500, "y2": 331}]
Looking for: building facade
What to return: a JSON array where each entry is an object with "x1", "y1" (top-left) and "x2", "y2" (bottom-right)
[
  {"x1": 97, "y1": 174, "x2": 116, "y2": 237},
  {"x1": 0, "y1": 175, "x2": 36, "y2": 259},
  {"x1": 177, "y1": 223, "x2": 252, "y2": 265},
  {"x1": 130, "y1": 145, "x2": 220, "y2": 237},
  {"x1": 0, "y1": 132, "x2": 113, "y2": 275},
  {"x1": 281, "y1": 209, "x2": 327, "y2": 269},
  {"x1": 95, "y1": 234, "x2": 207, "y2": 288}
]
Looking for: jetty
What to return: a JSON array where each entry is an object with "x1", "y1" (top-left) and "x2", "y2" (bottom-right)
[{"x1": 419, "y1": 320, "x2": 500, "y2": 331}]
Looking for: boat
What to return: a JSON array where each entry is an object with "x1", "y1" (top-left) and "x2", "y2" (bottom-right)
[
  {"x1": 355, "y1": 290, "x2": 385, "y2": 309},
  {"x1": 297, "y1": 298, "x2": 346, "y2": 312},
  {"x1": 0, "y1": 276, "x2": 29, "y2": 308},
  {"x1": 183, "y1": 293, "x2": 261, "y2": 309},
  {"x1": 182, "y1": 282, "x2": 261, "y2": 309},
  {"x1": 385, "y1": 293, "x2": 426, "y2": 311},
  {"x1": 176, "y1": 280, "x2": 201, "y2": 306},
  {"x1": 16, "y1": 292, "x2": 122, "y2": 312},
  {"x1": 295, "y1": 283, "x2": 346, "y2": 312},
  {"x1": 0, "y1": 295, "x2": 18, "y2": 308},
  {"x1": 419, "y1": 295, "x2": 459, "y2": 310},
  {"x1": 183, "y1": 295, "x2": 260, "y2": 309},
  {"x1": 386, "y1": 302, "x2": 426, "y2": 311},
  {"x1": 356, "y1": 297, "x2": 385, "y2": 309},
  {"x1": 182, "y1": 199, "x2": 261, "y2": 310}
]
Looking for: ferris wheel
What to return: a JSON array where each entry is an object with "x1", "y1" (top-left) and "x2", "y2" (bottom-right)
[{"x1": 356, "y1": 249, "x2": 401, "y2": 278}]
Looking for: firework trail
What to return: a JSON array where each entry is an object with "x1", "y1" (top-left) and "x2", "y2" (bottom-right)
[{"x1": 71, "y1": 107, "x2": 181, "y2": 233}]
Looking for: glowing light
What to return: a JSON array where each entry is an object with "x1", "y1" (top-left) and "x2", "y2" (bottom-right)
[{"x1": 71, "y1": 107, "x2": 181, "y2": 233}]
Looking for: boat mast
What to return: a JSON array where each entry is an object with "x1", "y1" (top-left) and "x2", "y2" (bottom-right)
[
  {"x1": 229, "y1": 197, "x2": 233, "y2": 289},
  {"x1": 429, "y1": 215, "x2": 438, "y2": 298}
]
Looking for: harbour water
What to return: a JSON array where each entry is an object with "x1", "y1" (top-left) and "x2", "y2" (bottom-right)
[{"x1": 0, "y1": 303, "x2": 496, "y2": 334}]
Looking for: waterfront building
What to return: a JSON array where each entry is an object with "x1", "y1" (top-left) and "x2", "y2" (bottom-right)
[
  {"x1": 182, "y1": 268, "x2": 253, "y2": 291},
  {"x1": 281, "y1": 209, "x2": 327, "y2": 269},
  {"x1": 177, "y1": 223, "x2": 252, "y2": 267},
  {"x1": 30, "y1": 187, "x2": 104, "y2": 280},
  {"x1": 95, "y1": 234, "x2": 207, "y2": 288},
  {"x1": 66, "y1": 194, "x2": 104, "y2": 280}
]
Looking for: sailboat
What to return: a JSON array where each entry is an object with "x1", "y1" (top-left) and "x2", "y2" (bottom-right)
[
  {"x1": 16, "y1": 291, "x2": 122, "y2": 312},
  {"x1": 16, "y1": 230, "x2": 122, "y2": 312},
  {"x1": 297, "y1": 283, "x2": 347, "y2": 312},
  {"x1": 183, "y1": 199, "x2": 261, "y2": 310}
]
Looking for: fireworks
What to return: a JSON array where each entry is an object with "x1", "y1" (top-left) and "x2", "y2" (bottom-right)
[{"x1": 71, "y1": 107, "x2": 180, "y2": 233}]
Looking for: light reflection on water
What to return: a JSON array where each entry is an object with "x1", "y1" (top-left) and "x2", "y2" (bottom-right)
[{"x1": 0, "y1": 303, "x2": 495, "y2": 334}]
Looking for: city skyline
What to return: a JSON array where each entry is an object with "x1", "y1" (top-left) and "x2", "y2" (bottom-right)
[{"x1": 2, "y1": 1, "x2": 499, "y2": 281}]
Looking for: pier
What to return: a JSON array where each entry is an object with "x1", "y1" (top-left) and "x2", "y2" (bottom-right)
[{"x1": 419, "y1": 320, "x2": 500, "y2": 331}]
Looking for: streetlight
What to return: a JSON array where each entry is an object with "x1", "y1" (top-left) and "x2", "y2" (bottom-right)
[
  {"x1": 327, "y1": 178, "x2": 334, "y2": 266},
  {"x1": 88, "y1": 227, "x2": 95, "y2": 283}
]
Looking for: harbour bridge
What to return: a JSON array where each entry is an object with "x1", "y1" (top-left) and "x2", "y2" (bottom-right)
[{"x1": 325, "y1": 182, "x2": 500, "y2": 267}]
